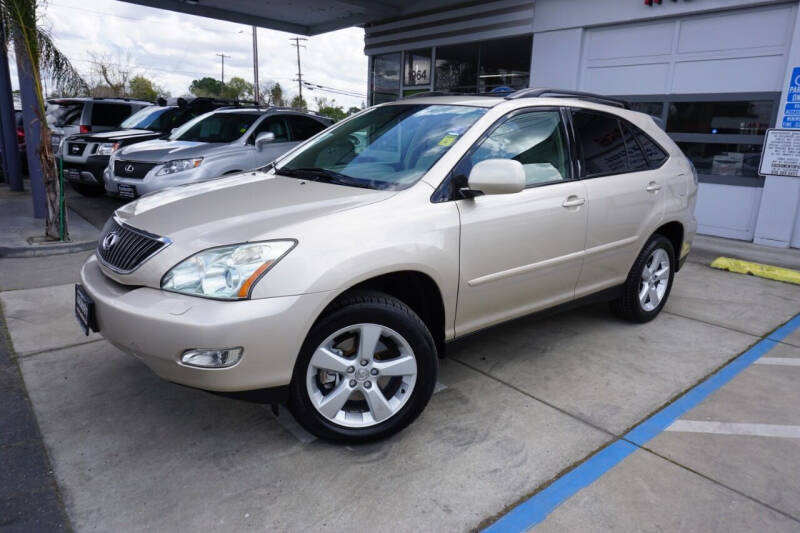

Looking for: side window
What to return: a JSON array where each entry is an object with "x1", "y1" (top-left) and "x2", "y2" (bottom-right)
[
  {"x1": 571, "y1": 110, "x2": 628, "y2": 176},
  {"x1": 250, "y1": 116, "x2": 289, "y2": 144},
  {"x1": 620, "y1": 122, "x2": 649, "y2": 172},
  {"x1": 632, "y1": 128, "x2": 668, "y2": 168},
  {"x1": 456, "y1": 110, "x2": 571, "y2": 187},
  {"x1": 91, "y1": 104, "x2": 133, "y2": 127},
  {"x1": 286, "y1": 116, "x2": 326, "y2": 141}
]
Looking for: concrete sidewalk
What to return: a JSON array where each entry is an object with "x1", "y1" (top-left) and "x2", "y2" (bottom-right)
[{"x1": 0, "y1": 185, "x2": 99, "y2": 258}]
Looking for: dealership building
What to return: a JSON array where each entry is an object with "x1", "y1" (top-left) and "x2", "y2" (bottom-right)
[{"x1": 65, "y1": 1, "x2": 800, "y2": 248}]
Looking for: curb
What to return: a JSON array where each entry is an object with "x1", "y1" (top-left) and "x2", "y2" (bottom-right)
[
  {"x1": 0, "y1": 239, "x2": 97, "y2": 258},
  {"x1": 710, "y1": 256, "x2": 800, "y2": 285}
]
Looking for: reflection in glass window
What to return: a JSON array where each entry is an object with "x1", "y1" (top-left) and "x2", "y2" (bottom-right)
[
  {"x1": 677, "y1": 142, "x2": 763, "y2": 178},
  {"x1": 621, "y1": 123, "x2": 649, "y2": 172},
  {"x1": 373, "y1": 53, "x2": 401, "y2": 104},
  {"x1": 667, "y1": 101, "x2": 773, "y2": 135},
  {"x1": 634, "y1": 130, "x2": 668, "y2": 168},
  {"x1": 467, "y1": 111, "x2": 569, "y2": 186},
  {"x1": 404, "y1": 49, "x2": 431, "y2": 86},
  {"x1": 435, "y1": 43, "x2": 479, "y2": 93},
  {"x1": 572, "y1": 111, "x2": 627, "y2": 176}
]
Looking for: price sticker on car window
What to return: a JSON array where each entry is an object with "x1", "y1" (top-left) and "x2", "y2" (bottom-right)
[{"x1": 438, "y1": 130, "x2": 462, "y2": 147}]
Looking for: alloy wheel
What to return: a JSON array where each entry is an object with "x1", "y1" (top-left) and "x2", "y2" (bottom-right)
[{"x1": 639, "y1": 247, "x2": 670, "y2": 312}]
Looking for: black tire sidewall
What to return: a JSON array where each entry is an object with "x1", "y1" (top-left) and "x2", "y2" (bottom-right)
[
  {"x1": 627, "y1": 235, "x2": 675, "y2": 322},
  {"x1": 289, "y1": 298, "x2": 437, "y2": 443}
]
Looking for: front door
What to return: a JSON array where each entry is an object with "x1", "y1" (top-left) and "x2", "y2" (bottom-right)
[{"x1": 454, "y1": 109, "x2": 588, "y2": 335}]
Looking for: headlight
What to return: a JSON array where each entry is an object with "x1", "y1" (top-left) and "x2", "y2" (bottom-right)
[
  {"x1": 156, "y1": 157, "x2": 203, "y2": 176},
  {"x1": 96, "y1": 142, "x2": 119, "y2": 156},
  {"x1": 161, "y1": 240, "x2": 296, "y2": 299}
]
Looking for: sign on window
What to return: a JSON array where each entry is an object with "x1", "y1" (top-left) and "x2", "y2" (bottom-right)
[{"x1": 758, "y1": 128, "x2": 800, "y2": 177}]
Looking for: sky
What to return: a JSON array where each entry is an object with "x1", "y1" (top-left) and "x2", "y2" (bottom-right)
[{"x1": 11, "y1": 0, "x2": 368, "y2": 110}]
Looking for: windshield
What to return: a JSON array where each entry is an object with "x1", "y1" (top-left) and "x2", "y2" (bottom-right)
[
  {"x1": 120, "y1": 106, "x2": 192, "y2": 131},
  {"x1": 170, "y1": 112, "x2": 259, "y2": 143},
  {"x1": 276, "y1": 104, "x2": 487, "y2": 190}
]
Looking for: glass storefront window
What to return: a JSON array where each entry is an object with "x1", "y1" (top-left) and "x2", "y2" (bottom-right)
[
  {"x1": 435, "y1": 43, "x2": 479, "y2": 93},
  {"x1": 677, "y1": 142, "x2": 764, "y2": 178},
  {"x1": 404, "y1": 49, "x2": 431, "y2": 86},
  {"x1": 667, "y1": 101, "x2": 773, "y2": 135},
  {"x1": 478, "y1": 35, "x2": 532, "y2": 93},
  {"x1": 628, "y1": 102, "x2": 664, "y2": 119},
  {"x1": 373, "y1": 53, "x2": 401, "y2": 104}
]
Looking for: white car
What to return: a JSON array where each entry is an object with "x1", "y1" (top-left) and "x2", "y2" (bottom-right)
[
  {"x1": 104, "y1": 108, "x2": 331, "y2": 199},
  {"x1": 77, "y1": 89, "x2": 697, "y2": 443}
]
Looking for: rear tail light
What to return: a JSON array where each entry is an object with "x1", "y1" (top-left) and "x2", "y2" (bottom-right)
[
  {"x1": 80, "y1": 124, "x2": 91, "y2": 134},
  {"x1": 16, "y1": 126, "x2": 24, "y2": 143}
]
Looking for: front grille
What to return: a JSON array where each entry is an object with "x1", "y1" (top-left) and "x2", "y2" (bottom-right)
[
  {"x1": 67, "y1": 142, "x2": 85, "y2": 156},
  {"x1": 97, "y1": 218, "x2": 169, "y2": 273},
  {"x1": 114, "y1": 160, "x2": 158, "y2": 179}
]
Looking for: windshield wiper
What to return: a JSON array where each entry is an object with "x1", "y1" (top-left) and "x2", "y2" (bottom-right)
[{"x1": 276, "y1": 167, "x2": 372, "y2": 189}]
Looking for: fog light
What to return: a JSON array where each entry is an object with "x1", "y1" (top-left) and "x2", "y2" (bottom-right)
[{"x1": 180, "y1": 347, "x2": 243, "y2": 368}]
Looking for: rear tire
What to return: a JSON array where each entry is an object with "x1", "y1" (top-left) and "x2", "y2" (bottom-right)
[
  {"x1": 70, "y1": 182, "x2": 105, "y2": 197},
  {"x1": 288, "y1": 290, "x2": 438, "y2": 443},
  {"x1": 610, "y1": 234, "x2": 675, "y2": 323}
]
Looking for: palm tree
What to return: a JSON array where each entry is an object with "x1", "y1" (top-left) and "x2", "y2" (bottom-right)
[{"x1": 2, "y1": 0, "x2": 87, "y2": 240}]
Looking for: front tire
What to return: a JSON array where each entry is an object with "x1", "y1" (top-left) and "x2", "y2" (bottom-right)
[
  {"x1": 611, "y1": 234, "x2": 675, "y2": 323},
  {"x1": 289, "y1": 291, "x2": 438, "y2": 443}
]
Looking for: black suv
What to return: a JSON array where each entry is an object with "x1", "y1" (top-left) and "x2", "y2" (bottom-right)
[{"x1": 61, "y1": 97, "x2": 248, "y2": 196}]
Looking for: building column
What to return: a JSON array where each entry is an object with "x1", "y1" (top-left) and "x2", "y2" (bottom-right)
[
  {"x1": 0, "y1": 18, "x2": 23, "y2": 191},
  {"x1": 754, "y1": 4, "x2": 800, "y2": 248}
]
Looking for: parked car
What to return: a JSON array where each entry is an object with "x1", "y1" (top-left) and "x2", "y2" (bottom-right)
[
  {"x1": 14, "y1": 110, "x2": 27, "y2": 173},
  {"x1": 104, "y1": 107, "x2": 331, "y2": 199},
  {"x1": 47, "y1": 97, "x2": 151, "y2": 154},
  {"x1": 77, "y1": 90, "x2": 697, "y2": 443},
  {"x1": 60, "y1": 97, "x2": 248, "y2": 196}
]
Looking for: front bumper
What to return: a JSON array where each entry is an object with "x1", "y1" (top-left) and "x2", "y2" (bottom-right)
[
  {"x1": 105, "y1": 165, "x2": 205, "y2": 197},
  {"x1": 63, "y1": 156, "x2": 109, "y2": 185},
  {"x1": 80, "y1": 255, "x2": 332, "y2": 392}
]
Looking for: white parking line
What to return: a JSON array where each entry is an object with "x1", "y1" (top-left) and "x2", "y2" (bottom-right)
[
  {"x1": 754, "y1": 357, "x2": 800, "y2": 367},
  {"x1": 665, "y1": 420, "x2": 800, "y2": 439}
]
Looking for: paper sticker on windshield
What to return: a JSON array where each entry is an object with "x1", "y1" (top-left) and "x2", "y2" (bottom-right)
[{"x1": 438, "y1": 132, "x2": 460, "y2": 147}]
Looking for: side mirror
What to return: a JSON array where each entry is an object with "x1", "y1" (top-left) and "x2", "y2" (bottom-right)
[
  {"x1": 255, "y1": 131, "x2": 275, "y2": 151},
  {"x1": 466, "y1": 159, "x2": 525, "y2": 196}
]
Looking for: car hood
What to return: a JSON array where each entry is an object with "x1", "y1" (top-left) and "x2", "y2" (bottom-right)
[
  {"x1": 69, "y1": 129, "x2": 163, "y2": 143},
  {"x1": 114, "y1": 172, "x2": 395, "y2": 244},
  {"x1": 116, "y1": 139, "x2": 226, "y2": 161}
]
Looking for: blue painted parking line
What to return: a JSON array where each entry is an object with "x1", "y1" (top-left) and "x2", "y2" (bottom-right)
[{"x1": 483, "y1": 313, "x2": 800, "y2": 533}]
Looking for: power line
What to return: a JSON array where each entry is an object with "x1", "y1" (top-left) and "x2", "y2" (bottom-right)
[
  {"x1": 216, "y1": 53, "x2": 231, "y2": 84},
  {"x1": 302, "y1": 80, "x2": 366, "y2": 99}
]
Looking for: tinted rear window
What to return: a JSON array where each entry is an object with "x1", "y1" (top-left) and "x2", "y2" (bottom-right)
[
  {"x1": 633, "y1": 128, "x2": 668, "y2": 168},
  {"x1": 91, "y1": 103, "x2": 133, "y2": 127},
  {"x1": 285, "y1": 115, "x2": 326, "y2": 141},
  {"x1": 621, "y1": 122, "x2": 649, "y2": 172},
  {"x1": 571, "y1": 110, "x2": 628, "y2": 176},
  {"x1": 47, "y1": 102, "x2": 84, "y2": 127}
]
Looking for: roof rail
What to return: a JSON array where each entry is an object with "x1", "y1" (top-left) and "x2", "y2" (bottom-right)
[{"x1": 506, "y1": 88, "x2": 628, "y2": 109}]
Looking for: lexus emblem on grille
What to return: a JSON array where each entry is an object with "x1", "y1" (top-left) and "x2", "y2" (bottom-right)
[
  {"x1": 102, "y1": 231, "x2": 119, "y2": 250},
  {"x1": 124, "y1": 164, "x2": 135, "y2": 173}
]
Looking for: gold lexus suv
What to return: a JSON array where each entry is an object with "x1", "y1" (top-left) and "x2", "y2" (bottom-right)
[{"x1": 77, "y1": 89, "x2": 697, "y2": 443}]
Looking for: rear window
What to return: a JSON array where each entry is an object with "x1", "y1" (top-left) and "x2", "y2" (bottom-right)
[
  {"x1": 46, "y1": 101, "x2": 84, "y2": 127},
  {"x1": 571, "y1": 110, "x2": 628, "y2": 176},
  {"x1": 91, "y1": 103, "x2": 133, "y2": 127},
  {"x1": 285, "y1": 115, "x2": 326, "y2": 141}
]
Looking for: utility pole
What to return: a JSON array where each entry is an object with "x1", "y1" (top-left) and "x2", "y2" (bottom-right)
[
  {"x1": 289, "y1": 37, "x2": 307, "y2": 104},
  {"x1": 216, "y1": 53, "x2": 231, "y2": 85},
  {"x1": 252, "y1": 27, "x2": 260, "y2": 104}
]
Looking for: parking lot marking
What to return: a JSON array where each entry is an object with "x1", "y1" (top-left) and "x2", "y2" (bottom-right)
[
  {"x1": 482, "y1": 312, "x2": 800, "y2": 533},
  {"x1": 666, "y1": 420, "x2": 800, "y2": 439},
  {"x1": 754, "y1": 357, "x2": 800, "y2": 366}
]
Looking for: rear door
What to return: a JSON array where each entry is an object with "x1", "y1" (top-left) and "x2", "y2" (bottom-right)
[
  {"x1": 455, "y1": 108, "x2": 588, "y2": 335},
  {"x1": 571, "y1": 109, "x2": 665, "y2": 298}
]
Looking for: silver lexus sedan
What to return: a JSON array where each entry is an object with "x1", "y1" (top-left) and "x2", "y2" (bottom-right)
[{"x1": 104, "y1": 107, "x2": 331, "y2": 199}]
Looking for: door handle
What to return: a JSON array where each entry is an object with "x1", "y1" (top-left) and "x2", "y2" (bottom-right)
[
  {"x1": 646, "y1": 181, "x2": 662, "y2": 193},
  {"x1": 562, "y1": 196, "x2": 586, "y2": 208}
]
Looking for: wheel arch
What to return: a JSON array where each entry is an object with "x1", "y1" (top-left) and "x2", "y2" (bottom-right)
[
  {"x1": 653, "y1": 220, "x2": 684, "y2": 271},
  {"x1": 317, "y1": 270, "x2": 447, "y2": 358}
]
